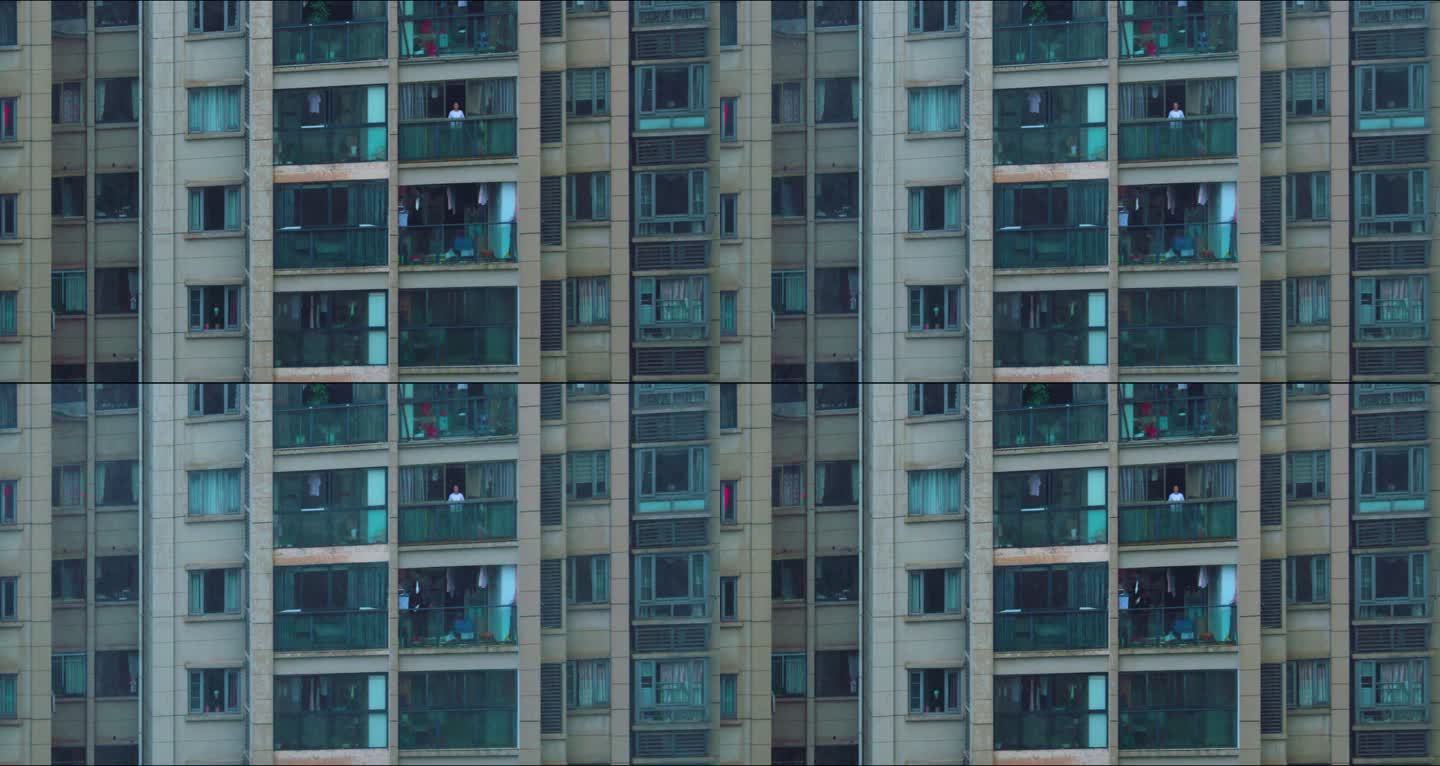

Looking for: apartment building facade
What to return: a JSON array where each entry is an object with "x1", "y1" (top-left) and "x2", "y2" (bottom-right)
[{"x1": 0, "y1": 2, "x2": 1438, "y2": 766}]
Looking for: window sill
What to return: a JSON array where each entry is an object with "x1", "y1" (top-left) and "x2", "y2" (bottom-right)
[
  {"x1": 904, "y1": 612, "x2": 966, "y2": 623},
  {"x1": 566, "y1": 707, "x2": 611, "y2": 718},
  {"x1": 720, "y1": 618, "x2": 743, "y2": 628},
  {"x1": 95, "y1": 122, "x2": 140, "y2": 130},
  {"x1": 719, "y1": 237, "x2": 742, "y2": 245},
  {"x1": 0, "y1": 142, "x2": 21, "y2": 152},
  {"x1": 55, "y1": 601, "x2": 85, "y2": 610},
  {"x1": 817, "y1": 504, "x2": 859, "y2": 513},
  {"x1": 903, "y1": 229, "x2": 966, "y2": 240},
  {"x1": 183, "y1": 612, "x2": 244, "y2": 623},
  {"x1": 816, "y1": 217, "x2": 858, "y2": 224},
  {"x1": 1287, "y1": 602, "x2": 1330, "y2": 612},
  {"x1": 720, "y1": 521, "x2": 744, "y2": 532},
  {"x1": 186, "y1": 130, "x2": 245, "y2": 141},
  {"x1": 1286, "y1": 220, "x2": 1330, "y2": 229},
  {"x1": 906, "y1": 30, "x2": 967, "y2": 42},
  {"x1": 93, "y1": 312, "x2": 138, "y2": 320},
  {"x1": 772, "y1": 124, "x2": 806, "y2": 134},
  {"x1": 905, "y1": 130, "x2": 966, "y2": 141},
  {"x1": 96, "y1": 505, "x2": 140, "y2": 513},
  {"x1": 815, "y1": 121, "x2": 859, "y2": 130},
  {"x1": 905, "y1": 330, "x2": 966, "y2": 340},
  {"x1": 96, "y1": 599, "x2": 140, "y2": 607},
  {"x1": 1287, "y1": 324, "x2": 1329, "y2": 334},
  {"x1": 0, "y1": 619, "x2": 22, "y2": 628},
  {"x1": 185, "y1": 29, "x2": 246, "y2": 41},
  {"x1": 906, "y1": 713, "x2": 966, "y2": 723},
  {"x1": 53, "y1": 124, "x2": 85, "y2": 134},
  {"x1": 566, "y1": 115, "x2": 610, "y2": 125},
  {"x1": 53, "y1": 217, "x2": 86, "y2": 226},
  {"x1": 567, "y1": 324, "x2": 610, "y2": 334},
  {"x1": 183, "y1": 230, "x2": 245, "y2": 240},
  {"x1": 773, "y1": 505, "x2": 804, "y2": 516},
  {"x1": 1287, "y1": 707, "x2": 1330, "y2": 717},
  {"x1": 1286, "y1": 114, "x2": 1330, "y2": 124},
  {"x1": 95, "y1": 695, "x2": 139, "y2": 703},
  {"x1": 0, "y1": 717, "x2": 19, "y2": 727},
  {"x1": 905, "y1": 513, "x2": 966, "y2": 524},
  {"x1": 96, "y1": 217, "x2": 140, "y2": 224},
  {"x1": 0, "y1": 524, "x2": 19, "y2": 534},
  {"x1": 720, "y1": 335, "x2": 742, "y2": 343},
  {"x1": 567, "y1": 603, "x2": 610, "y2": 613},
  {"x1": 566, "y1": 220, "x2": 611, "y2": 229},
  {"x1": 720, "y1": 139, "x2": 741, "y2": 148},
  {"x1": 566, "y1": 498, "x2": 611, "y2": 510},
  {"x1": 1286, "y1": 498, "x2": 1331, "y2": 508},
  {"x1": 186, "y1": 413, "x2": 244, "y2": 425},
  {"x1": 185, "y1": 513, "x2": 245, "y2": 525},
  {"x1": 187, "y1": 712, "x2": 244, "y2": 722},
  {"x1": 816, "y1": 599, "x2": 858, "y2": 608},
  {"x1": 816, "y1": 407, "x2": 858, "y2": 417},
  {"x1": 773, "y1": 600, "x2": 806, "y2": 610},
  {"x1": 906, "y1": 413, "x2": 966, "y2": 425}
]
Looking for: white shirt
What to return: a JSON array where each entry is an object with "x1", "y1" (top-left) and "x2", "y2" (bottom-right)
[
  {"x1": 448, "y1": 492, "x2": 466, "y2": 503},
  {"x1": 448, "y1": 109, "x2": 466, "y2": 120},
  {"x1": 1168, "y1": 492, "x2": 1186, "y2": 503},
  {"x1": 1168, "y1": 109, "x2": 1185, "y2": 120}
]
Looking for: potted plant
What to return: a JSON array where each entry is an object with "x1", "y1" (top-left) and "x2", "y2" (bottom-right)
[
  {"x1": 479, "y1": 630, "x2": 495, "y2": 643},
  {"x1": 304, "y1": 383, "x2": 329, "y2": 407},
  {"x1": 304, "y1": 0, "x2": 330, "y2": 24}
]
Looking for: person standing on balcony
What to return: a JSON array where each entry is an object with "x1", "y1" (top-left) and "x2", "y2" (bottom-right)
[{"x1": 449, "y1": 485, "x2": 466, "y2": 513}]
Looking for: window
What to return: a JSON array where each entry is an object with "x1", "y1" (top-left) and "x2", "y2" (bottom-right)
[
  {"x1": 634, "y1": 446, "x2": 708, "y2": 513},
  {"x1": 908, "y1": 382, "x2": 964, "y2": 417},
  {"x1": 1355, "y1": 446, "x2": 1427, "y2": 513},
  {"x1": 1355, "y1": 170, "x2": 1428, "y2": 235},
  {"x1": 1355, "y1": 63, "x2": 1427, "y2": 130},
  {"x1": 815, "y1": 0, "x2": 858, "y2": 26},
  {"x1": 188, "y1": 86, "x2": 242, "y2": 133},
  {"x1": 720, "y1": 385, "x2": 737, "y2": 430},
  {"x1": 908, "y1": 567, "x2": 963, "y2": 615},
  {"x1": 720, "y1": 96, "x2": 737, "y2": 140},
  {"x1": 277, "y1": 674, "x2": 388, "y2": 750},
  {"x1": 0, "y1": 674, "x2": 13, "y2": 719},
  {"x1": 95, "y1": 0, "x2": 138, "y2": 26},
  {"x1": 566, "y1": 172, "x2": 609, "y2": 222},
  {"x1": 995, "y1": 564, "x2": 1107, "y2": 649},
  {"x1": 1286, "y1": 660, "x2": 1329, "y2": 710},
  {"x1": 908, "y1": 185, "x2": 963, "y2": 232},
  {"x1": 1000, "y1": 290, "x2": 1109, "y2": 367},
  {"x1": 95, "y1": 555, "x2": 139, "y2": 601},
  {"x1": 772, "y1": 270, "x2": 806, "y2": 315},
  {"x1": 89, "y1": 267, "x2": 136, "y2": 315},
  {"x1": 909, "y1": 0, "x2": 962, "y2": 32},
  {"x1": 909, "y1": 668, "x2": 964, "y2": 715},
  {"x1": 567, "y1": 451, "x2": 609, "y2": 500},
  {"x1": 773, "y1": 463, "x2": 804, "y2": 507},
  {"x1": 567, "y1": 0, "x2": 608, "y2": 11},
  {"x1": 190, "y1": 0, "x2": 240, "y2": 33},
  {"x1": 996, "y1": 674, "x2": 1107, "y2": 749},
  {"x1": 1287, "y1": 69, "x2": 1329, "y2": 117},
  {"x1": 51, "y1": 176, "x2": 83, "y2": 218},
  {"x1": 188, "y1": 469, "x2": 243, "y2": 517},
  {"x1": 0, "y1": 576, "x2": 13, "y2": 619},
  {"x1": 1287, "y1": 451, "x2": 1330, "y2": 499},
  {"x1": 814, "y1": 268, "x2": 858, "y2": 314},
  {"x1": 1287, "y1": 173, "x2": 1329, "y2": 222},
  {"x1": 95, "y1": 650, "x2": 138, "y2": 697},
  {"x1": 1355, "y1": 552, "x2": 1427, "y2": 618},
  {"x1": 0, "y1": 384, "x2": 12, "y2": 429},
  {"x1": 0, "y1": 294, "x2": 12, "y2": 336},
  {"x1": 188, "y1": 382, "x2": 241, "y2": 417},
  {"x1": 188, "y1": 185, "x2": 242, "y2": 232},
  {"x1": 720, "y1": 0, "x2": 737, "y2": 45},
  {"x1": 1118, "y1": 671, "x2": 1237, "y2": 749},
  {"x1": 274, "y1": 85, "x2": 388, "y2": 165},
  {"x1": 1287, "y1": 555, "x2": 1329, "y2": 604},
  {"x1": 566, "y1": 383, "x2": 609, "y2": 399},
  {"x1": 52, "y1": 465, "x2": 84, "y2": 509},
  {"x1": 908, "y1": 86, "x2": 963, "y2": 133},
  {"x1": 1117, "y1": 287, "x2": 1236, "y2": 367},
  {"x1": 635, "y1": 659, "x2": 707, "y2": 722},
  {"x1": 0, "y1": 0, "x2": 13, "y2": 45},
  {"x1": 1288, "y1": 382, "x2": 1329, "y2": 397},
  {"x1": 95, "y1": 172, "x2": 139, "y2": 219},
  {"x1": 567, "y1": 659, "x2": 610, "y2": 709},
  {"x1": 1356, "y1": 659, "x2": 1428, "y2": 723},
  {"x1": 720, "y1": 673, "x2": 738, "y2": 719},
  {"x1": 634, "y1": 169, "x2": 707, "y2": 235},
  {"x1": 567, "y1": 555, "x2": 609, "y2": 605},
  {"x1": 1355, "y1": 275, "x2": 1427, "y2": 339},
  {"x1": 189, "y1": 668, "x2": 241, "y2": 714},
  {"x1": 772, "y1": 176, "x2": 805, "y2": 218},
  {"x1": 0, "y1": 480, "x2": 13, "y2": 525},
  {"x1": 0, "y1": 98, "x2": 14, "y2": 141},
  {"x1": 720, "y1": 194, "x2": 738, "y2": 239},
  {"x1": 908, "y1": 285, "x2": 963, "y2": 331},
  {"x1": 997, "y1": 85, "x2": 1108, "y2": 164},
  {"x1": 815, "y1": 78, "x2": 858, "y2": 123},
  {"x1": 634, "y1": 63, "x2": 707, "y2": 130},
  {"x1": 189, "y1": 285, "x2": 241, "y2": 332},
  {"x1": 815, "y1": 650, "x2": 858, "y2": 697},
  {"x1": 96, "y1": 461, "x2": 138, "y2": 507},
  {"x1": 772, "y1": 82, "x2": 803, "y2": 125},
  {"x1": 565, "y1": 277, "x2": 610, "y2": 327},
  {"x1": 816, "y1": 461, "x2": 858, "y2": 506},
  {"x1": 634, "y1": 552, "x2": 708, "y2": 618},
  {"x1": 52, "y1": 654, "x2": 86, "y2": 698},
  {"x1": 815, "y1": 172, "x2": 858, "y2": 219},
  {"x1": 53, "y1": 559, "x2": 84, "y2": 601},
  {"x1": 566, "y1": 69, "x2": 608, "y2": 117},
  {"x1": 95, "y1": 77, "x2": 139, "y2": 124},
  {"x1": 1286, "y1": 0, "x2": 1327, "y2": 11},
  {"x1": 815, "y1": 556, "x2": 857, "y2": 602},
  {"x1": 1283, "y1": 276, "x2": 1329, "y2": 328},
  {"x1": 98, "y1": 366, "x2": 138, "y2": 415},
  {"x1": 908, "y1": 468, "x2": 964, "y2": 517},
  {"x1": 0, "y1": 194, "x2": 13, "y2": 239},
  {"x1": 52, "y1": 82, "x2": 83, "y2": 125},
  {"x1": 720, "y1": 575, "x2": 738, "y2": 620},
  {"x1": 772, "y1": 559, "x2": 805, "y2": 601},
  {"x1": 772, "y1": 654, "x2": 806, "y2": 698},
  {"x1": 188, "y1": 568, "x2": 242, "y2": 615}
]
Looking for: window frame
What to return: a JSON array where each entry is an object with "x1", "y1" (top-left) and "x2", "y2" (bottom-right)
[
  {"x1": 720, "y1": 575, "x2": 738, "y2": 621},
  {"x1": 1354, "y1": 63, "x2": 1428, "y2": 129},
  {"x1": 815, "y1": 172, "x2": 859, "y2": 219},
  {"x1": 909, "y1": 0, "x2": 963, "y2": 33},
  {"x1": 1355, "y1": 658, "x2": 1428, "y2": 723},
  {"x1": 1286, "y1": 172, "x2": 1330, "y2": 222},
  {"x1": 771, "y1": 270, "x2": 807, "y2": 315},
  {"x1": 52, "y1": 82, "x2": 84, "y2": 125},
  {"x1": 908, "y1": 184, "x2": 964, "y2": 232},
  {"x1": 94, "y1": 555, "x2": 139, "y2": 602},
  {"x1": 633, "y1": 63, "x2": 708, "y2": 125},
  {"x1": 907, "y1": 85, "x2": 965, "y2": 133},
  {"x1": 566, "y1": 554, "x2": 610, "y2": 605},
  {"x1": 720, "y1": 193, "x2": 738, "y2": 239},
  {"x1": 188, "y1": 285, "x2": 242, "y2": 333},
  {"x1": 907, "y1": 668, "x2": 965, "y2": 715},
  {"x1": 565, "y1": 276, "x2": 610, "y2": 327},
  {"x1": 634, "y1": 658, "x2": 708, "y2": 723},
  {"x1": 720, "y1": 673, "x2": 738, "y2": 720},
  {"x1": 772, "y1": 81, "x2": 804, "y2": 126},
  {"x1": 0, "y1": 576, "x2": 15, "y2": 620},
  {"x1": 188, "y1": 382, "x2": 242, "y2": 417},
  {"x1": 95, "y1": 172, "x2": 139, "y2": 220},
  {"x1": 772, "y1": 653, "x2": 807, "y2": 698},
  {"x1": 95, "y1": 77, "x2": 139, "y2": 124},
  {"x1": 0, "y1": 98, "x2": 15, "y2": 142},
  {"x1": 52, "y1": 653, "x2": 87, "y2": 699},
  {"x1": 566, "y1": 659, "x2": 611, "y2": 710},
  {"x1": 1286, "y1": 659, "x2": 1329, "y2": 709},
  {"x1": 1354, "y1": 169, "x2": 1429, "y2": 235},
  {"x1": 186, "y1": 85, "x2": 243, "y2": 134},
  {"x1": 907, "y1": 566, "x2": 965, "y2": 615},
  {"x1": 1286, "y1": 68, "x2": 1329, "y2": 117},
  {"x1": 814, "y1": 78, "x2": 859, "y2": 124},
  {"x1": 633, "y1": 552, "x2": 708, "y2": 618},
  {"x1": 189, "y1": 0, "x2": 241, "y2": 34},
  {"x1": 0, "y1": 480, "x2": 14, "y2": 525},
  {"x1": 566, "y1": 172, "x2": 610, "y2": 222},
  {"x1": 1286, "y1": 450, "x2": 1330, "y2": 500},
  {"x1": 188, "y1": 185, "x2": 243, "y2": 232},
  {"x1": 720, "y1": 96, "x2": 738, "y2": 140},
  {"x1": 633, "y1": 169, "x2": 708, "y2": 235},
  {"x1": 908, "y1": 285, "x2": 964, "y2": 332},
  {"x1": 0, "y1": 194, "x2": 14, "y2": 239},
  {"x1": 907, "y1": 382, "x2": 966, "y2": 417},
  {"x1": 1287, "y1": 554, "x2": 1330, "y2": 604},
  {"x1": 188, "y1": 668, "x2": 242, "y2": 714},
  {"x1": 565, "y1": 68, "x2": 609, "y2": 118},
  {"x1": 566, "y1": 450, "x2": 610, "y2": 501},
  {"x1": 1354, "y1": 551, "x2": 1427, "y2": 618}
]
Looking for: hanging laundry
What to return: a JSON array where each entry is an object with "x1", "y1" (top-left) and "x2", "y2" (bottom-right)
[
  {"x1": 1196, "y1": 184, "x2": 1208, "y2": 206},
  {"x1": 308, "y1": 474, "x2": 322, "y2": 497},
  {"x1": 478, "y1": 185, "x2": 488, "y2": 206},
  {"x1": 1166, "y1": 569, "x2": 1175, "y2": 596},
  {"x1": 1028, "y1": 474, "x2": 1042, "y2": 497},
  {"x1": 1166, "y1": 187, "x2": 1175, "y2": 213},
  {"x1": 1027, "y1": 92, "x2": 1042, "y2": 114},
  {"x1": 1197, "y1": 567, "x2": 1209, "y2": 589},
  {"x1": 446, "y1": 568, "x2": 454, "y2": 595},
  {"x1": 307, "y1": 92, "x2": 322, "y2": 115},
  {"x1": 447, "y1": 187, "x2": 455, "y2": 212},
  {"x1": 478, "y1": 568, "x2": 488, "y2": 589}
]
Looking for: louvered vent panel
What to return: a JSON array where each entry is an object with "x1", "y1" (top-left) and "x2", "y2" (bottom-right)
[
  {"x1": 1354, "y1": 517, "x2": 1429, "y2": 549},
  {"x1": 634, "y1": 730, "x2": 709, "y2": 759},
  {"x1": 634, "y1": 347, "x2": 708, "y2": 376},
  {"x1": 1354, "y1": 730, "x2": 1428, "y2": 759},
  {"x1": 1353, "y1": 27, "x2": 1427, "y2": 59},
  {"x1": 1260, "y1": 281, "x2": 1283, "y2": 351},
  {"x1": 540, "y1": 454, "x2": 563, "y2": 526},
  {"x1": 1352, "y1": 411, "x2": 1427, "y2": 442},
  {"x1": 633, "y1": 240, "x2": 710, "y2": 271},
  {"x1": 541, "y1": 280, "x2": 564, "y2": 352},
  {"x1": 540, "y1": 0, "x2": 563, "y2": 37},
  {"x1": 1353, "y1": 134, "x2": 1429, "y2": 166},
  {"x1": 632, "y1": 28, "x2": 708, "y2": 60},
  {"x1": 540, "y1": 176, "x2": 563, "y2": 246},
  {"x1": 1260, "y1": 559, "x2": 1283, "y2": 629},
  {"x1": 632, "y1": 518, "x2": 709, "y2": 549},
  {"x1": 540, "y1": 663, "x2": 564, "y2": 734},
  {"x1": 633, "y1": 623, "x2": 711, "y2": 653},
  {"x1": 1353, "y1": 347, "x2": 1428, "y2": 376},
  {"x1": 1260, "y1": 72, "x2": 1282, "y2": 144},
  {"x1": 540, "y1": 71, "x2": 562, "y2": 144},
  {"x1": 633, "y1": 135, "x2": 710, "y2": 166},
  {"x1": 1260, "y1": 663, "x2": 1283, "y2": 734},
  {"x1": 1260, "y1": 177, "x2": 1283, "y2": 246},
  {"x1": 632, "y1": 410, "x2": 708, "y2": 442},
  {"x1": 1353, "y1": 240, "x2": 1429, "y2": 270},
  {"x1": 540, "y1": 560, "x2": 563, "y2": 629},
  {"x1": 1260, "y1": 0, "x2": 1283, "y2": 37},
  {"x1": 1260, "y1": 383, "x2": 1283, "y2": 421},
  {"x1": 540, "y1": 383, "x2": 563, "y2": 421},
  {"x1": 1353, "y1": 623, "x2": 1430, "y2": 653},
  {"x1": 1260, "y1": 455, "x2": 1283, "y2": 526}
]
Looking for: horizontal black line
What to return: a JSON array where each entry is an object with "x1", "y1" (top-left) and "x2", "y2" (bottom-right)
[{"x1": 9, "y1": 380, "x2": 1436, "y2": 386}]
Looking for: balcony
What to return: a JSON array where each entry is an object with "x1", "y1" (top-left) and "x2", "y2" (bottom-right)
[
  {"x1": 994, "y1": 125, "x2": 1107, "y2": 165},
  {"x1": 275, "y1": 507, "x2": 386, "y2": 548},
  {"x1": 1119, "y1": 117, "x2": 1236, "y2": 162},
  {"x1": 400, "y1": 222, "x2": 516, "y2": 265},
  {"x1": 1120, "y1": 387, "x2": 1237, "y2": 441},
  {"x1": 95, "y1": 383, "x2": 138, "y2": 412},
  {"x1": 398, "y1": 385, "x2": 518, "y2": 442},
  {"x1": 633, "y1": 0, "x2": 707, "y2": 27},
  {"x1": 1119, "y1": 500, "x2": 1237, "y2": 544},
  {"x1": 994, "y1": 227, "x2": 1106, "y2": 269},
  {"x1": 1354, "y1": 0, "x2": 1428, "y2": 27},
  {"x1": 1120, "y1": 605, "x2": 1237, "y2": 648},
  {"x1": 274, "y1": 401, "x2": 387, "y2": 448},
  {"x1": 1119, "y1": 709, "x2": 1237, "y2": 749},
  {"x1": 275, "y1": 20, "x2": 386, "y2": 66},
  {"x1": 276, "y1": 328, "x2": 385, "y2": 368},
  {"x1": 275, "y1": 711, "x2": 383, "y2": 751},
  {"x1": 1119, "y1": 3, "x2": 1237, "y2": 58},
  {"x1": 398, "y1": 117, "x2": 517, "y2": 162},
  {"x1": 400, "y1": 708, "x2": 517, "y2": 750},
  {"x1": 1119, "y1": 325, "x2": 1236, "y2": 367},
  {"x1": 274, "y1": 125, "x2": 386, "y2": 166},
  {"x1": 1117, "y1": 182, "x2": 1236, "y2": 264},
  {"x1": 399, "y1": 326, "x2": 517, "y2": 367},
  {"x1": 995, "y1": 610, "x2": 1106, "y2": 651},
  {"x1": 1354, "y1": 383, "x2": 1428, "y2": 410},
  {"x1": 400, "y1": 604, "x2": 517, "y2": 649},
  {"x1": 995, "y1": 19, "x2": 1106, "y2": 66},
  {"x1": 996, "y1": 327, "x2": 1106, "y2": 367},
  {"x1": 275, "y1": 609, "x2": 386, "y2": 651},
  {"x1": 1120, "y1": 222, "x2": 1236, "y2": 265},
  {"x1": 398, "y1": 500, "x2": 517, "y2": 544},
  {"x1": 995, "y1": 403, "x2": 1107, "y2": 448},
  {"x1": 995, "y1": 505, "x2": 1106, "y2": 548},
  {"x1": 52, "y1": 383, "x2": 86, "y2": 419},
  {"x1": 399, "y1": 9, "x2": 518, "y2": 57},
  {"x1": 275, "y1": 227, "x2": 387, "y2": 269}
]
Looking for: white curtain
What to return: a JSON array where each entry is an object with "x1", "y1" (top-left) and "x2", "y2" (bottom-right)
[
  {"x1": 909, "y1": 86, "x2": 961, "y2": 133},
  {"x1": 189, "y1": 469, "x2": 241, "y2": 516},
  {"x1": 909, "y1": 469, "x2": 963, "y2": 516},
  {"x1": 188, "y1": 86, "x2": 241, "y2": 133}
]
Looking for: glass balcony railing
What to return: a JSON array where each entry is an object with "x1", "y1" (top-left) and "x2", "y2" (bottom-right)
[
  {"x1": 95, "y1": 383, "x2": 139, "y2": 411},
  {"x1": 274, "y1": 20, "x2": 387, "y2": 66},
  {"x1": 275, "y1": 507, "x2": 387, "y2": 548},
  {"x1": 52, "y1": 383, "x2": 87, "y2": 418},
  {"x1": 1354, "y1": 383, "x2": 1428, "y2": 410},
  {"x1": 1119, "y1": 709, "x2": 1237, "y2": 749},
  {"x1": 399, "y1": 604, "x2": 518, "y2": 649},
  {"x1": 273, "y1": 402, "x2": 387, "y2": 448},
  {"x1": 995, "y1": 328, "x2": 1105, "y2": 367},
  {"x1": 275, "y1": 227, "x2": 388, "y2": 269},
  {"x1": 1119, "y1": 9, "x2": 1238, "y2": 58},
  {"x1": 275, "y1": 711, "x2": 381, "y2": 751},
  {"x1": 995, "y1": 125, "x2": 1107, "y2": 165},
  {"x1": 398, "y1": 500, "x2": 517, "y2": 545},
  {"x1": 1353, "y1": 0, "x2": 1428, "y2": 27},
  {"x1": 274, "y1": 126, "x2": 387, "y2": 166},
  {"x1": 995, "y1": 609, "x2": 1107, "y2": 651},
  {"x1": 994, "y1": 227, "x2": 1107, "y2": 269},
  {"x1": 399, "y1": 393, "x2": 518, "y2": 442},
  {"x1": 399, "y1": 11, "x2": 518, "y2": 58},
  {"x1": 995, "y1": 403, "x2": 1107, "y2": 448},
  {"x1": 995, "y1": 505, "x2": 1107, "y2": 548},
  {"x1": 399, "y1": 326, "x2": 517, "y2": 367},
  {"x1": 399, "y1": 222, "x2": 517, "y2": 265},
  {"x1": 1119, "y1": 500, "x2": 1237, "y2": 544},
  {"x1": 274, "y1": 609, "x2": 386, "y2": 651},
  {"x1": 398, "y1": 117, "x2": 517, "y2": 162},
  {"x1": 1120, "y1": 393, "x2": 1238, "y2": 441},
  {"x1": 400, "y1": 708, "x2": 518, "y2": 750},
  {"x1": 276, "y1": 329, "x2": 386, "y2": 368},
  {"x1": 1357, "y1": 597, "x2": 1426, "y2": 620},
  {"x1": 1120, "y1": 222, "x2": 1237, "y2": 265},
  {"x1": 1119, "y1": 325, "x2": 1236, "y2": 366},
  {"x1": 994, "y1": 711, "x2": 1102, "y2": 751},
  {"x1": 634, "y1": 0, "x2": 707, "y2": 27},
  {"x1": 994, "y1": 20, "x2": 1107, "y2": 65},
  {"x1": 1120, "y1": 604, "x2": 1238, "y2": 648},
  {"x1": 1119, "y1": 117, "x2": 1237, "y2": 162}
]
